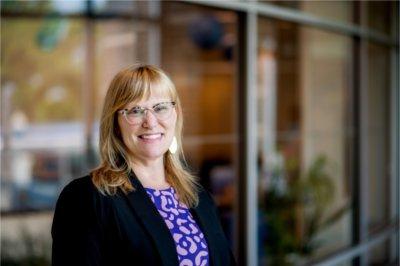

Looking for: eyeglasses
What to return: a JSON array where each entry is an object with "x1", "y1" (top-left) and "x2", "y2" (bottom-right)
[{"x1": 118, "y1": 101, "x2": 176, "y2": 125}]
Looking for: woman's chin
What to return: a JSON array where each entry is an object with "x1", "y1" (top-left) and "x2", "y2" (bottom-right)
[{"x1": 138, "y1": 149, "x2": 167, "y2": 161}]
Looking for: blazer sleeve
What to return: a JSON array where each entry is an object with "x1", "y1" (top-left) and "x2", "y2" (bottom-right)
[{"x1": 51, "y1": 178, "x2": 105, "y2": 266}]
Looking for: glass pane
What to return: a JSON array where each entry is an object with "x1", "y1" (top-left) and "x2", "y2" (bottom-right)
[
  {"x1": 367, "y1": 43, "x2": 391, "y2": 234},
  {"x1": 94, "y1": 19, "x2": 152, "y2": 119},
  {"x1": 262, "y1": 0, "x2": 354, "y2": 24},
  {"x1": 92, "y1": 0, "x2": 153, "y2": 17},
  {"x1": 1, "y1": 18, "x2": 87, "y2": 212},
  {"x1": 257, "y1": 18, "x2": 353, "y2": 264},
  {"x1": 1, "y1": 0, "x2": 86, "y2": 15},
  {"x1": 364, "y1": 1, "x2": 396, "y2": 35},
  {"x1": 366, "y1": 239, "x2": 393, "y2": 265},
  {"x1": 162, "y1": 1, "x2": 239, "y2": 249},
  {"x1": 0, "y1": 0, "x2": 157, "y2": 17}
]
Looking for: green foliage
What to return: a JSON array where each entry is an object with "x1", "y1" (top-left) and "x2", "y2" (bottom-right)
[
  {"x1": 262, "y1": 154, "x2": 350, "y2": 265},
  {"x1": 1, "y1": 17, "x2": 84, "y2": 123},
  {"x1": 1, "y1": 0, "x2": 52, "y2": 14}
]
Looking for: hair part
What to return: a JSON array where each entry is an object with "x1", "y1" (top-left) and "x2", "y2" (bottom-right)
[{"x1": 91, "y1": 64, "x2": 200, "y2": 208}]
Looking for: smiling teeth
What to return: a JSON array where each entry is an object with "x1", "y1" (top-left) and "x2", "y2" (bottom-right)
[{"x1": 141, "y1": 134, "x2": 161, "y2": 139}]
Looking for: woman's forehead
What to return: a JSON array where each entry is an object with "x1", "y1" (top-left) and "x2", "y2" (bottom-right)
[{"x1": 124, "y1": 92, "x2": 172, "y2": 108}]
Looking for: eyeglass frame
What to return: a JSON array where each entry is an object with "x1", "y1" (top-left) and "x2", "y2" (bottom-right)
[{"x1": 117, "y1": 101, "x2": 176, "y2": 125}]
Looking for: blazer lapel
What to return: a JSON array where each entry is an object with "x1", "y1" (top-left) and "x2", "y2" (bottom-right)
[
  {"x1": 189, "y1": 191, "x2": 221, "y2": 266},
  {"x1": 124, "y1": 172, "x2": 179, "y2": 266}
]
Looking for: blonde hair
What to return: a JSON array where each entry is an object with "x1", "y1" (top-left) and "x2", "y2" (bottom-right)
[{"x1": 91, "y1": 64, "x2": 200, "y2": 207}]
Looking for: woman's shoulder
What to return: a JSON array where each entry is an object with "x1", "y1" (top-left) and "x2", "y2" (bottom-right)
[
  {"x1": 52, "y1": 175, "x2": 114, "y2": 244},
  {"x1": 54, "y1": 175, "x2": 115, "y2": 227},
  {"x1": 59, "y1": 175, "x2": 99, "y2": 199},
  {"x1": 56, "y1": 174, "x2": 112, "y2": 213}
]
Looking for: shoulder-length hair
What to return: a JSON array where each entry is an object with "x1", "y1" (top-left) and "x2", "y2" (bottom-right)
[{"x1": 91, "y1": 64, "x2": 200, "y2": 208}]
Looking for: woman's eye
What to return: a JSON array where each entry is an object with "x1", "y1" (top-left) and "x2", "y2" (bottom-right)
[
  {"x1": 154, "y1": 105, "x2": 168, "y2": 113},
  {"x1": 128, "y1": 108, "x2": 142, "y2": 115}
]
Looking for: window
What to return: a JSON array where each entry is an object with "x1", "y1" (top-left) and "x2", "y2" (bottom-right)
[{"x1": 257, "y1": 18, "x2": 354, "y2": 263}]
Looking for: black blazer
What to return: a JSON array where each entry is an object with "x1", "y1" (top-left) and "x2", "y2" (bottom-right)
[{"x1": 51, "y1": 172, "x2": 236, "y2": 266}]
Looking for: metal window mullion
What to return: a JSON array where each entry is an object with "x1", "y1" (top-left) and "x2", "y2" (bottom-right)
[
  {"x1": 312, "y1": 225, "x2": 397, "y2": 266},
  {"x1": 181, "y1": 0, "x2": 396, "y2": 46},
  {"x1": 356, "y1": 3, "x2": 370, "y2": 265},
  {"x1": 147, "y1": 1, "x2": 161, "y2": 66},
  {"x1": 390, "y1": 3, "x2": 400, "y2": 262},
  {"x1": 83, "y1": 9, "x2": 96, "y2": 170},
  {"x1": 358, "y1": 39, "x2": 369, "y2": 265},
  {"x1": 244, "y1": 5, "x2": 258, "y2": 266},
  {"x1": 389, "y1": 41, "x2": 400, "y2": 264}
]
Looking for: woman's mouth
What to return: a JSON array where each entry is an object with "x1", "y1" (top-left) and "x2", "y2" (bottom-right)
[{"x1": 137, "y1": 133, "x2": 163, "y2": 143}]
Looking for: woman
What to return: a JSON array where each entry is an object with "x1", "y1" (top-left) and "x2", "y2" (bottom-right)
[{"x1": 51, "y1": 65, "x2": 236, "y2": 266}]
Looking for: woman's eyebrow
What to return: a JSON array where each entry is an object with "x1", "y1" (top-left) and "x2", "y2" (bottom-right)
[
  {"x1": 127, "y1": 105, "x2": 142, "y2": 110},
  {"x1": 152, "y1": 102, "x2": 167, "y2": 108},
  {"x1": 127, "y1": 100, "x2": 169, "y2": 110}
]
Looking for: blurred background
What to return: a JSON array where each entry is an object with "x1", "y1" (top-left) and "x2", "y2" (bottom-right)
[{"x1": 1, "y1": 0, "x2": 399, "y2": 265}]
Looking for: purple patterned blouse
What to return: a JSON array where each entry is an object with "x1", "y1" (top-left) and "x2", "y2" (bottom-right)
[{"x1": 144, "y1": 186, "x2": 210, "y2": 266}]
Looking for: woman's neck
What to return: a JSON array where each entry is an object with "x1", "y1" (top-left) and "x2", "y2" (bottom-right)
[{"x1": 130, "y1": 157, "x2": 170, "y2": 189}]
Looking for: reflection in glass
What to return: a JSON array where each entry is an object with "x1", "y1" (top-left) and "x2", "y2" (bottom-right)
[
  {"x1": 162, "y1": 1, "x2": 239, "y2": 250},
  {"x1": 367, "y1": 43, "x2": 391, "y2": 235},
  {"x1": 94, "y1": 20, "x2": 151, "y2": 119},
  {"x1": 263, "y1": 0, "x2": 353, "y2": 24},
  {"x1": 1, "y1": 0, "x2": 85, "y2": 15},
  {"x1": 1, "y1": 19, "x2": 86, "y2": 212},
  {"x1": 92, "y1": 0, "x2": 153, "y2": 17},
  {"x1": 364, "y1": 1, "x2": 396, "y2": 35},
  {"x1": 257, "y1": 18, "x2": 353, "y2": 264},
  {"x1": 366, "y1": 239, "x2": 392, "y2": 265}
]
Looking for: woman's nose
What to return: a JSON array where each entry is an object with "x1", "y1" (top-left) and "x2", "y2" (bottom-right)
[{"x1": 142, "y1": 110, "x2": 158, "y2": 128}]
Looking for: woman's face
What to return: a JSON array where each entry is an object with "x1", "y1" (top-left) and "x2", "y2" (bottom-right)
[{"x1": 117, "y1": 92, "x2": 177, "y2": 163}]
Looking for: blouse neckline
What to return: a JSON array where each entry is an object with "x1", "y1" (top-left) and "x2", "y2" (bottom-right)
[{"x1": 144, "y1": 186, "x2": 174, "y2": 192}]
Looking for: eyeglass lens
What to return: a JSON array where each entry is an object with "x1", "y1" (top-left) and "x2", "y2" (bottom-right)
[{"x1": 124, "y1": 102, "x2": 174, "y2": 124}]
